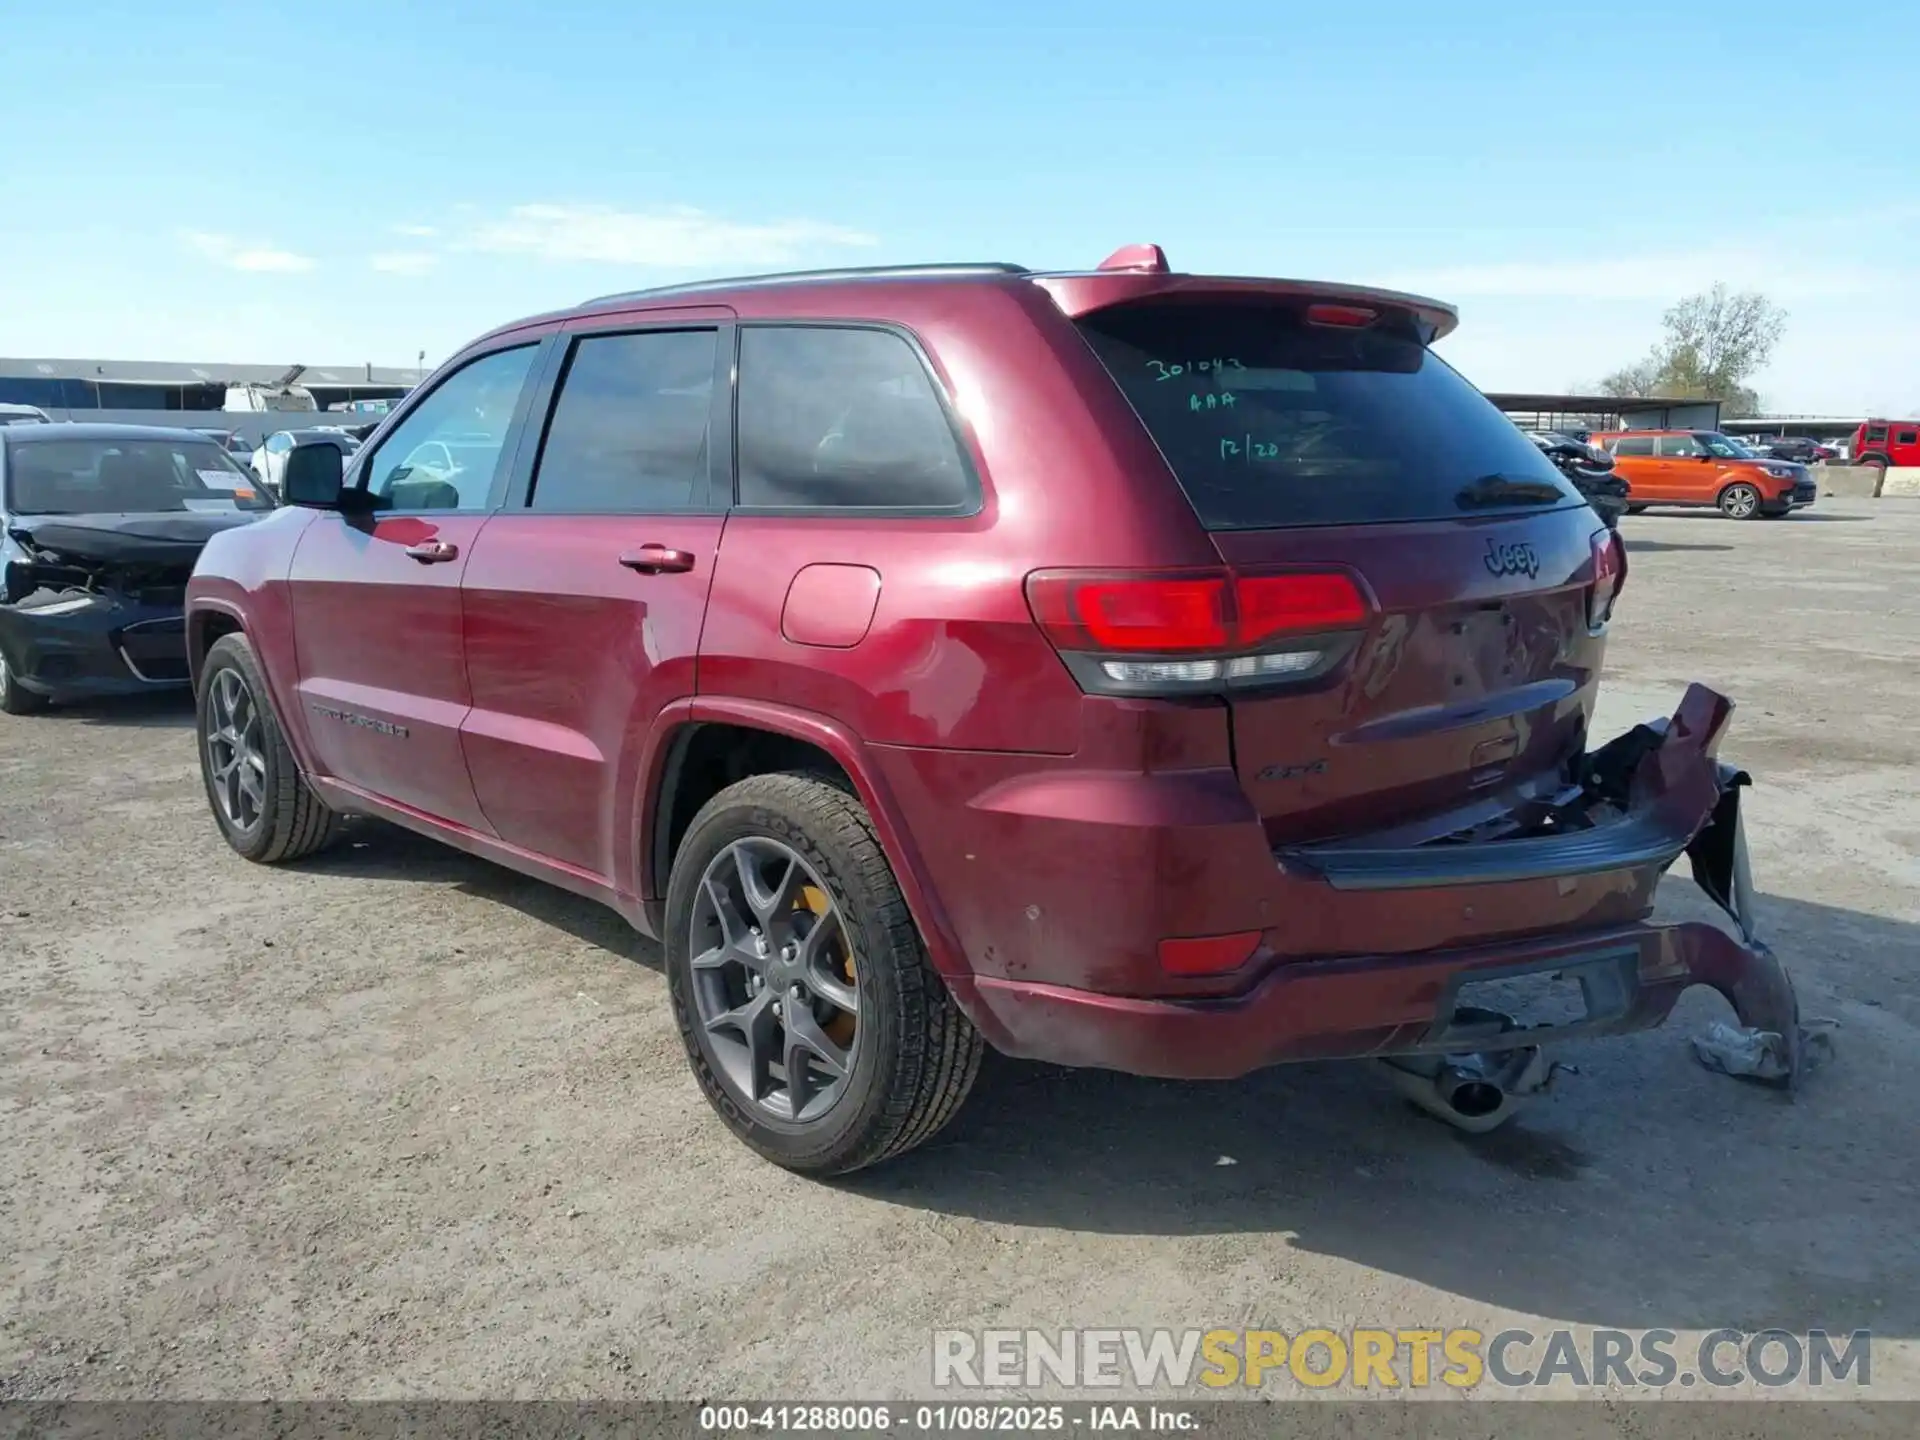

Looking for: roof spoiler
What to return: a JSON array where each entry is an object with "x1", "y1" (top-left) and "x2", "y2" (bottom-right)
[{"x1": 1034, "y1": 244, "x2": 1458, "y2": 344}]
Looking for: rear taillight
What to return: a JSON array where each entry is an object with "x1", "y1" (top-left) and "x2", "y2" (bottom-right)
[
  {"x1": 1589, "y1": 527, "x2": 1626, "y2": 629},
  {"x1": 1024, "y1": 567, "x2": 1371, "y2": 696}
]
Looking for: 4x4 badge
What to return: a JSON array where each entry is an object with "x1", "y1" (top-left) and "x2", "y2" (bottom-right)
[{"x1": 1484, "y1": 539, "x2": 1540, "y2": 579}]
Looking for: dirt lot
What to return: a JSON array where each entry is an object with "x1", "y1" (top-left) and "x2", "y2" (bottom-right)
[{"x1": 3, "y1": 500, "x2": 1917, "y2": 1403}]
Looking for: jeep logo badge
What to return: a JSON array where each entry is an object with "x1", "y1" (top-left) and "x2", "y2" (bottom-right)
[{"x1": 1484, "y1": 539, "x2": 1541, "y2": 580}]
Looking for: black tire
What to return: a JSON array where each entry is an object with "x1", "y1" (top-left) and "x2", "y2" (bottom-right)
[
  {"x1": 0, "y1": 645, "x2": 49, "y2": 715},
  {"x1": 1717, "y1": 482, "x2": 1762, "y2": 519},
  {"x1": 196, "y1": 632, "x2": 341, "y2": 863},
  {"x1": 1857, "y1": 454, "x2": 1890, "y2": 474},
  {"x1": 665, "y1": 771, "x2": 983, "y2": 1176}
]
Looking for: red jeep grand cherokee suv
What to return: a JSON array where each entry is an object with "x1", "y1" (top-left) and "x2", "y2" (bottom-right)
[{"x1": 185, "y1": 246, "x2": 1799, "y2": 1174}]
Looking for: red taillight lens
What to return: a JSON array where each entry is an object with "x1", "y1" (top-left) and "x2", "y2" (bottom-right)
[
  {"x1": 1048, "y1": 574, "x2": 1231, "y2": 651},
  {"x1": 1236, "y1": 573, "x2": 1370, "y2": 643},
  {"x1": 1026, "y1": 569, "x2": 1368, "y2": 654},
  {"x1": 1305, "y1": 303, "x2": 1378, "y2": 328},
  {"x1": 1025, "y1": 567, "x2": 1371, "y2": 695},
  {"x1": 1589, "y1": 527, "x2": 1626, "y2": 628},
  {"x1": 1158, "y1": 931, "x2": 1263, "y2": 976}
]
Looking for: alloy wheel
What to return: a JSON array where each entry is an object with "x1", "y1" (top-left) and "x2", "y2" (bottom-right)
[
  {"x1": 205, "y1": 667, "x2": 267, "y2": 831},
  {"x1": 1722, "y1": 485, "x2": 1759, "y2": 519},
  {"x1": 689, "y1": 837, "x2": 860, "y2": 1124}
]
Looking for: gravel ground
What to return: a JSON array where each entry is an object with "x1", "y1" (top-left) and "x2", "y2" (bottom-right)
[{"x1": 2, "y1": 500, "x2": 1916, "y2": 1405}]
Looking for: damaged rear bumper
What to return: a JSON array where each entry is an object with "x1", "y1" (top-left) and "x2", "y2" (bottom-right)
[{"x1": 953, "y1": 684, "x2": 1802, "y2": 1086}]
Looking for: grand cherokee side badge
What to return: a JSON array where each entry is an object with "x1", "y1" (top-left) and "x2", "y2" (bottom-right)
[
  {"x1": 1257, "y1": 758, "x2": 1329, "y2": 782},
  {"x1": 1484, "y1": 539, "x2": 1540, "y2": 579},
  {"x1": 309, "y1": 702, "x2": 409, "y2": 738}
]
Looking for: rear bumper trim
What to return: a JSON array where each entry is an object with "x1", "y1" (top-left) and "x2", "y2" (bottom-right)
[
  {"x1": 1284, "y1": 811, "x2": 1686, "y2": 890},
  {"x1": 1279, "y1": 681, "x2": 1739, "y2": 892}
]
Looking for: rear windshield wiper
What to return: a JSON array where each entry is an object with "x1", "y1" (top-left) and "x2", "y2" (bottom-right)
[{"x1": 1454, "y1": 474, "x2": 1566, "y2": 509}]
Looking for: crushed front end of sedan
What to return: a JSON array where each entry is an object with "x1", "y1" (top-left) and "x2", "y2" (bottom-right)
[{"x1": 0, "y1": 426, "x2": 272, "y2": 713}]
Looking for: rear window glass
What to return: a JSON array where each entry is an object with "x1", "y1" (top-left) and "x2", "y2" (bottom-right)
[
  {"x1": 1074, "y1": 303, "x2": 1580, "y2": 530},
  {"x1": 1611, "y1": 436, "x2": 1656, "y2": 456}
]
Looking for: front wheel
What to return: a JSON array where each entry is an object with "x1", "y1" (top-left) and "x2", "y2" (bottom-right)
[
  {"x1": 196, "y1": 633, "x2": 341, "y2": 862},
  {"x1": 1717, "y1": 483, "x2": 1762, "y2": 519},
  {"x1": 665, "y1": 771, "x2": 983, "y2": 1176},
  {"x1": 0, "y1": 646, "x2": 49, "y2": 715}
]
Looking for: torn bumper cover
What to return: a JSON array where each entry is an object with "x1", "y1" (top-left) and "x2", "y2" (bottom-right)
[
  {"x1": 957, "y1": 684, "x2": 1804, "y2": 1087},
  {"x1": 0, "y1": 515, "x2": 219, "y2": 697}
]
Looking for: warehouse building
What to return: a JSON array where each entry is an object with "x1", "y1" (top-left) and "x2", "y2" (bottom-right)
[{"x1": 0, "y1": 356, "x2": 418, "y2": 444}]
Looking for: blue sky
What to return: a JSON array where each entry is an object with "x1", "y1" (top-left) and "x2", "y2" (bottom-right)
[{"x1": 2, "y1": 0, "x2": 1914, "y2": 414}]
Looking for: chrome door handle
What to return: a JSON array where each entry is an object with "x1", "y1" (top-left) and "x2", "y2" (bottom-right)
[
  {"x1": 403, "y1": 540, "x2": 459, "y2": 563},
  {"x1": 619, "y1": 545, "x2": 696, "y2": 575}
]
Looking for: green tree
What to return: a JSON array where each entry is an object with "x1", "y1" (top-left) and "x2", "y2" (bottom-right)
[{"x1": 1599, "y1": 284, "x2": 1787, "y2": 417}]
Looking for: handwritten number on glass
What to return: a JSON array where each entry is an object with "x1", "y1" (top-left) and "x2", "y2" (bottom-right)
[
  {"x1": 1220, "y1": 435, "x2": 1281, "y2": 463},
  {"x1": 1148, "y1": 357, "x2": 1245, "y2": 382}
]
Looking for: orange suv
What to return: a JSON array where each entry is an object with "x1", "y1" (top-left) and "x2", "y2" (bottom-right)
[{"x1": 1594, "y1": 429, "x2": 1817, "y2": 520}]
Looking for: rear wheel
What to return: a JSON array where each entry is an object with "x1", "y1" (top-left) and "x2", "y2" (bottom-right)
[
  {"x1": 1717, "y1": 483, "x2": 1762, "y2": 519},
  {"x1": 196, "y1": 633, "x2": 341, "y2": 862},
  {"x1": 0, "y1": 646, "x2": 49, "y2": 715},
  {"x1": 665, "y1": 771, "x2": 983, "y2": 1176}
]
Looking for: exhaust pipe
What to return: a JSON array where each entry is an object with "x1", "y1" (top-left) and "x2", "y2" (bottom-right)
[{"x1": 1379, "y1": 1045, "x2": 1563, "y2": 1134}]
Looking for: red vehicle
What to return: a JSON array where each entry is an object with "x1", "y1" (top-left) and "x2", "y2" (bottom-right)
[
  {"x1": 184, "y1": 247, "x2": 1801, "y2": 1174},
  {"x1": 1850, "y1": 418, "x2": 1920, "y2": 473}
]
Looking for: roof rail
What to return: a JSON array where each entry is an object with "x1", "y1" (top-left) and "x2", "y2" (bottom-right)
[{"x1": 583, "y1": 261, "x2": 1030, "y2": 307}]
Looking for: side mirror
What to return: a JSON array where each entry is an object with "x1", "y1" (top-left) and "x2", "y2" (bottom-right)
[{"x1": 282, "y1": 442, "x2": 347, "y2": 508}]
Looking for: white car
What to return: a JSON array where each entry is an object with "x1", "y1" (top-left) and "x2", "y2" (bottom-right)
[
  {"x1": 0, "y1": 403, "x2": 52, "y2": 427},
  {"x1": 251, "y1": 428, "x2": 362, "y2": 494}
]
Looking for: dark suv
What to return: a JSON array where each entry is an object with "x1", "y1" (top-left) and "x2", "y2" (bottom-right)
[{"x1": 184, "y1": 246, "x2": 1799, "y2": 1174}]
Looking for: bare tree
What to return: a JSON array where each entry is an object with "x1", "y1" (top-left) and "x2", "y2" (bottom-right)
[{"x1": 1597, "y1": 284, "x2": 1787, "y2": 416}]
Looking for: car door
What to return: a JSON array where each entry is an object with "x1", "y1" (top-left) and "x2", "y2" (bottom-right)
[
  {"x1": 286, "y1": 339, "x2": 545, "y2": 832},
  {"x1": 1654, "y1": 432, "x2": 1712, "y2": 502},
  {"x1": 1607, "y1": 434, "x2": 1660, "y2": 500},
  {"x1": 459, "y1": 312, "x2": 732, "y2": 883},
  {"x1": 257, "y1": 432, "x2": 287, "y2": 487}
]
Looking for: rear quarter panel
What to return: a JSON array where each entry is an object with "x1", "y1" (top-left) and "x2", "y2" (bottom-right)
[{"x1": 697, "y1": 280, "x2": 1226, "y2": 754}]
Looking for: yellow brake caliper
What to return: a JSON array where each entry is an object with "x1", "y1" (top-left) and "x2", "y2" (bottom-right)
[{"x1": 798, "y1": 885, "x2": 857, "y2": 1047}]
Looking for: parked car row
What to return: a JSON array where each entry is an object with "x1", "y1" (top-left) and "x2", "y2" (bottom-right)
[{"x1": 2, "y1": 249, "x2": 1802, "y2": 1177}]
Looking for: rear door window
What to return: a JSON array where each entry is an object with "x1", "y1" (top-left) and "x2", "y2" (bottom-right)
[
  {"x1": 734, "y1": 326, "x2": 975, "y2": 511},
  {"x1": 1611, "y1": 436, "x2": 1656, "y2": 457},
  {"x1": 1072, "y1": 301, "x2": 1580, "y2": 530}
]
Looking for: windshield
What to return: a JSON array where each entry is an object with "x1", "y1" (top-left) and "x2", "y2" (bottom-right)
[
  {"x1": 1700, "y1": 433, "x2": 1756, "y2": 458},
  {"x1": 1075, "y1": 301, "x2": 1581, "y2": 529},
  {"x1": 4, "y1": 438, "x2": 273, "y2": 515}
]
